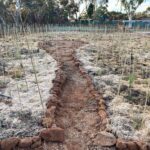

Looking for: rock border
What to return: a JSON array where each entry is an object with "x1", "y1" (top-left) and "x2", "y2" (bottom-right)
[
  {"x1": 74, "y1": 47, "x2": 150, "y2": 149},
  {"x1": 72, "y1": 51, "x2": 108, "y2": 131},
  {"x1": 0, "y1": 41, "x2": 150, "y2": 150},
  {"x1": 0, "y1": 56, "x2": 66, "y2": 150}
]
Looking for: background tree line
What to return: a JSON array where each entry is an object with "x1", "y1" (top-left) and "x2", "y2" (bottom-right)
[
  {"x1": 0, "y1": 0, "x2": 149, "y2": 25},
  {"x1": 0, "y1": 0, "x2": 79, "y2": 24}
]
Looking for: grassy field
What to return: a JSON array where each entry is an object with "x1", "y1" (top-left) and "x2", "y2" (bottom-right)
[{"x1": 0, "y1": 29, "x2": 150, "y2": 147}]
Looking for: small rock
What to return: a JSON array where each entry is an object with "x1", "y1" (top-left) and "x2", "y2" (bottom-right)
[
  {"x1": 120, "y1": 84, "x2": 128, "y2": 92},
  {"x1": 94, "y1": 132, "x2": 116, "y2": 146},
  {"x1": 67, "y1": 142, "x2": 82, "y2": 150},
  {"x1": 135, "y1": 141, "x2": 150, "y2": 150},
  {"x1": 103, "y1": 91, "x2": 114, "y2": 101},
  {"x1": 31, "y1": 140, "x2": 42, "y2": 149},
  {"x1": 32, "y1": 136, "x2": 41, "y2": 143},
  {"x1": 20, "y1": 48, "x2": 29, "y2": 54},
  {"x1": 18, "y1": 138, "x2": 33, "y2": 148},
  {"x1": 106, "y1": 124, "x2": 112, "y2": 132},
  {"x1": 40, "y1": 127, "x2": 64, "y2": 142},
  {"x1": 127, "y1": 141, "x2": 139, "y2": 150},
  {"x1": 116, "y1": 139, "x2": 127, "y2": 150},
  {"x1": 31, "y1": 136, "x2": 42, "y2": 149},
  {"x1": 45, "y1": 106, "x2": 56, "y2": 118},
  {"x1": 1, "y1": 137, "x2": 20, "y2": 150},
  {"x1": 98, "y1": 110, "x2": 107, "y2": 120},
  {"x1": 141, "y1": 144, "x2": 150, "y2": 150},
  {"x1": 42, "y1": 117, "x2": 53, "y2": 128},
  {"x1": 32, "y1": 49, "x2": 40, "y2": 54}
]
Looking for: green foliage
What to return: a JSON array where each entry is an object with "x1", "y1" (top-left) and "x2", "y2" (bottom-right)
[
  {"x1": 0, "y1": 0, "x2": 7, "y2": 24},
  {"x1": 120, "y1": 0, "x2": 145, "y2": 17},
  {"x1": 119, "y1": 0, "x2": 145, "y2": 27},
  {"x1": 9, "y1": 68, "x2": 24, "y2": 79},
  {"x1": 132, "y1": 114, "x2": 142, "y2": 130},
  {"x1": 128, "y1": 73, "x2": 136, "y2": 88},
  {"x1": 0, "y1": 80, "x2": 7, "y2": 88},
  {"x1": 87, "y1": 3, "x2": 95, "y2": 19},
  {"x1": 109, "y1": 11, "x2": 128, "y2": 20},
  {"x1": 93, "y1": 5, "x2": 108, "y2": 21},
  {"x1": 0, "y1": 0, "x2": 79, "y2": 24},
  {"x1": 60, "y1": 0, "x2": 79, "y2": 19}
]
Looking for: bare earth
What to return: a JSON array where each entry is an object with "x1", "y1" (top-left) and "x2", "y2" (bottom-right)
[{"x1": 40, "y1": 40, "x2": 113, "y2": 150}]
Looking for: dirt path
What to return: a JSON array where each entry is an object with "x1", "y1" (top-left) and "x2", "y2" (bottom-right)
[{"x1": 40, "y1": 40, "x2": 104, "y2": 150}]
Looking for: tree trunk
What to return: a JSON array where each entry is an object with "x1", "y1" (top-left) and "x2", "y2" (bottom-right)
[
  {"x1": 15, "y1": 0, "x2": 21, "y2": 26},
  {"x1": 0, "y1": 16, "x2": 5, "y2": 25},
  {"x1": 128, "y1": 14, "x2": 133, "y2": 28},
  {"x1": 0, "y1": 16, "x2": 5, "y2": 37}
]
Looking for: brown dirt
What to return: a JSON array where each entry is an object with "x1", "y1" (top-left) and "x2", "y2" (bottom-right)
[{"x1": 40, "y1": 40, "x2": 105, "y2": 150}]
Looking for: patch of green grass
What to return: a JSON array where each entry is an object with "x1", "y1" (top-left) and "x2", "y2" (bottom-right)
[
  {"x1": 128, "y1": 74, "x2": 136, "y2": 88},
  {"x1": 9, "y1": 68, "x2": 24, "y2": 79},
  {"x1": 132, "y1": 115, "x2": 142, "y2": 130},
  {"x1": 0, "y1": 80, "x2": 7, "y2": 88}
]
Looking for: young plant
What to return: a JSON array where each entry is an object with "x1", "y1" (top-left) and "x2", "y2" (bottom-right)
[{"x1": 128, "y1": 73, "x2": 136, "y2": 88}]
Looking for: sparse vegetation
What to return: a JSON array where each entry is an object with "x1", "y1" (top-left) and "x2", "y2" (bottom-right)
[
  {"x1": 0, "y1": 80, "x2": 7, "y2": 88},
  {"x1": 10, "y1": 68, "x2": 24, "y2": 79},
  {"x1": 132, "y1": 114, "x2": 143, "y2": 130},
  {"x1": 0, "y1": 0, "x2": 150, "y2": 149},
  {"x1": 76, "y1": 30, "x2": 150, "y2": 142}
]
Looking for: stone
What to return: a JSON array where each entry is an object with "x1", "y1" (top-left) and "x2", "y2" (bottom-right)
[
  {"x1": 120, "y1": 84, "x2": 128, "y2": 92},
  {"x1": 42, "y1": 117, "x2": 53, "y2": 128},
  {"x1": 116, "y1": 139, "x2": 128, "y2": 150},
  {"x1": 98, "y1": 110, "x2": 107, "y2": 120},
  {"x1": 18, "y1": 138, "x2": 33, "y2": 148},
  {"x1": 45, "y1": 106, "x2": 56, "y2": 118},
  {"x1": 94, "y1": 132, "x2": 116, "y2": 146},
  {"x1": 32, "y1": 49, "x2": 40, "y2": 54},
  {"x1": 1, "y1": 137, "x2": 20, "y2": 150},
  {"x1": 20, "y1": 48, "x2": 29, "y2": 54},
  {"x1": 40, "y1": 127, "x2": 65, "y2": 142},
  {"x1": 127, "y1": 142, "x2": 139, "y2": 150},
  {"x1": 67, "y1": 142, "x2": 82, "y2": 150},
  {"x1": 138, "y1": 142, "x2": 150, "y2": 150},
  {"x1": 99, "y1": 100, "x2": 106, "y2": 106},
  {"x1": 134, "y1": 142, "x2": 144, "y2": 150},
  {"x1": 46, "y1": 96, "x2": 61, "y2": 108},
  {"x1": 31, "y1": 140, "x2": 42, "y2": 149},
  {"x1": 31, "y1": 136, "x2": 42, "y2": 149},
  {"x1": 99, "y1": 104, "x2": 106, "y2": 110},
  {"x1": 32, "y1": 136, "x2": 41, "y2": 143}
]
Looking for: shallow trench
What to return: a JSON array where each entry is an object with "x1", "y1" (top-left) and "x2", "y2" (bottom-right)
[{"x1": 39, "y1": 40, "x2": 108, "y2": 150}]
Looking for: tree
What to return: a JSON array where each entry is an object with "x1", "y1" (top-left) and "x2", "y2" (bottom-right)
[
  {"x1": 93, "y1": 5, "x2": 108, "y2": 21},
  {"x1": 109, "y1": 11, "x2": 127, "y2": 20},
  {"x1": 145, "y1": 6, "x2": 150, "y2": 15},
  {"x1": 0, "y1": 0, "x2": 6, "y2": 24},
  {"x1": 119, "y1": 0, "x2": 145, "y2": 27},
  {"x1": 80, "y1": 0, "x2": 108, "y2": 11},
  {"x1": 0, "y1": 0, "x2": 80, "y2": 24},
  {"x1": 80, "y1": 0, "x2": 108, "y2": 19},
  {"x1": 60, "y1": 0, "x2": 79, "y2": 19},
  {"x1": 67, "y1": 1, "x2": 79, "y2": 19},
  {"x1": 0, "y1": 0, "x2": 17, "y2": 24},
  {"x1": 87, "y1": 3, "x2": 95, "y2": 18},
  {"x1": 20, "y1": 0, "x2": 63, "y2": 24}
]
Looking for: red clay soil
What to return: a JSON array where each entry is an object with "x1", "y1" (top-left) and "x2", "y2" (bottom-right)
[
  {"x1": 39, "y1": 40, "x2": 108, "y2": 150},
  {"x1": 0, "y1": 40, "x2": 149, "y2": 150},
  {"x1": 38, "y1": 40, "x2": 150, "y2": 150}
]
